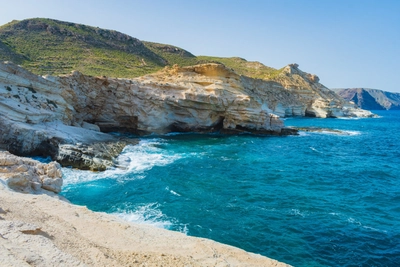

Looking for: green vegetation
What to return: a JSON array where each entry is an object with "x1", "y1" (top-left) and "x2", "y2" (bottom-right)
[
  {"x1": 0, "y1": 18, "x2": 285, "y2": 80},
  {"x1": 196, "y1": 56, "x2": 284, "y2": 79},
  {"x1": 0, "y1": 18, "x2": 166, "y2": 77},
  {"x1": 143, "y1": 41, "x2": 198, "y2": 67}
]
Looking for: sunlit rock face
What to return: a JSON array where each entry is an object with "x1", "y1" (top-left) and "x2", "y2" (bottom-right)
[
  {"x1": 58, "y1": 63, "x2": 285, "y2": 135},
  {"x1": 240, "y1": 63, "x2": 375, "y2": 118}
]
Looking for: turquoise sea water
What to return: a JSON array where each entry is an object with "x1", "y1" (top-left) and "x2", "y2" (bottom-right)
[{"x1": 61, "y1": 111, "x2": 400, "y2": 267}]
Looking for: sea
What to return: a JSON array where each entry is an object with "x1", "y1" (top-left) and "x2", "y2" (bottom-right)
[{"x1": 59, "y1": 110, "x2": 400, "y2": 267}]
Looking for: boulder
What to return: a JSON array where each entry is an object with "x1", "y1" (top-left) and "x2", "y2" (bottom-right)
[
  {"x1": 0, "y1": 151, "x2": 62, "y2": 193},
  {"x1": 56, "y1": 139, "x2": 136, "y2": 171}
]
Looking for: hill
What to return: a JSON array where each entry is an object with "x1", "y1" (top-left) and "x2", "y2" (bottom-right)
[
  {"x1": 334, "y1": 88, "x2": 400, "y2": 110},
  {"x1": 0, "y1": 18, "x2": 196, "y2": 77},
  {"x1": 0, "y1": 18, "x2": 282, "y2": 79}
]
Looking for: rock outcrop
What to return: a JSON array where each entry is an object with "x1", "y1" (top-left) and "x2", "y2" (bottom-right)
[
  {"x1": 58, "y1": 64, "x2": 285, "y2": 135},
  {"x1": 0, "y1": 151, "x2": 62, "y2": 193},
  {"x1": 241, "y1": 64, "x2": 375, "y2": 118},
  {"x1": 334, "y1": 88, "x2": 400, "y2": 110},
  {"x1": 56, "y1": 140, "x2": 136, "y2": 171}
]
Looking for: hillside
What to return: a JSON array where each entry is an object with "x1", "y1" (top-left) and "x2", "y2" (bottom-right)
[
  {"x1": 0, "y1": 18, "x2": 197, "y2": 77},
  {"x1": 334, "y1": 88, "x2": 400, "y2": 110},
  {"x1": 0, "y1": 18, "x2": 283, "y2": 79}
]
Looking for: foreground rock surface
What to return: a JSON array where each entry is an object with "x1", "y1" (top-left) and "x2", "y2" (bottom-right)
[
  {"x1": 0, "y1": 185, "x2": 290, "y2": 266},
  {"x1": 0, "y1": 151, "x2": 62, "y2": 193}
]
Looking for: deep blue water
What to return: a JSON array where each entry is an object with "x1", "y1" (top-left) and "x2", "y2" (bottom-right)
[{"x1": 61, "y1": 111, "x2": 400, "y2": 267}]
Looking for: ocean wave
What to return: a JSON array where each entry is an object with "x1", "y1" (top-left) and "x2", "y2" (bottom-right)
[
  {"x1": 113, "y1": 203, "x2": 189, "y2": 234},
  {"x1": 62, "y1": 138, "x2": 181, "y2": 185},
  {"x1": 113, "y1": 203, "x2": 173, "y2": 229}
]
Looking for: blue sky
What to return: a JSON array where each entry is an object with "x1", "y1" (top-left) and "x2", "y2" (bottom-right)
[{"x1": 1, "y1": 0, "x2": 399, "y2": 92}]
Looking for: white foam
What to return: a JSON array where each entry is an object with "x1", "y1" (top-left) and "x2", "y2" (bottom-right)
[
  {"x1": 289, "y1": 209, "x2": 306, "y2": 217},
  {"x1": 312, "y1": 129, "x2": 361, "y2": 136},
  {"x1": 341, "y1": 130, "x2": 361, "y2": 136},
  {"x1": 347, "y1": 217, "x2": 362, "y2": 225},
  {"x1": 295, "y1": 131, "x2": 309, "y2": 137},
  {"x1": 165, "y1": 186, "x2": 181, "y2": 196},
  {"x1": 347, "y1": 217, "x2": 388, "y2": 233},
  {"x1": 113, "y1": 203, "x2": 189, "y2": 234},
  {"x1": 310, "y1": 147, "x2": 322, "y2": 153},
  {"x1": 113, "y1": 203, "x2": 173, "y2": 229},
  {"x1": 337, "y1": 117, "x2": 362, "y2": 120},
  {"x1": 362, "y1": 225, "x2": 388, "y2": 233},
  {"x1": 62, "y1": 138, "x2": 181, "y2": 185}
]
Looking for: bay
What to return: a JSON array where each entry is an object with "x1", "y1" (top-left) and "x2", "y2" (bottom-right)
[{"x1": 61, "y1": 111, "x2": 400, "y2": 266}]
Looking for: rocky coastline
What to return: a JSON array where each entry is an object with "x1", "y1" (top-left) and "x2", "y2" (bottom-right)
[
  {"x1": 1, "y1": 61, "x2": 374, "y2": 167},
  {"x1": 0, "y1": 60, "x2": 375, "y2": 266}
]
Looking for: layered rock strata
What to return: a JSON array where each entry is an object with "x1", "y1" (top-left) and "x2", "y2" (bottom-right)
[
  {"x1": 1, "y1": 61, "x2": 374, "y2": 165},
  {"x1": 239, "y1": 64, "x2": 375, "y2": 118},
  {"x1": 58, "y1": 64, "x2": 285, "y2": 135}
]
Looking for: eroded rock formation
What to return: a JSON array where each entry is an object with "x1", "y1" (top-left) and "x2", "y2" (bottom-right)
[{"x1": 59, "y1": 64, "x2": 285, "y2": 135}]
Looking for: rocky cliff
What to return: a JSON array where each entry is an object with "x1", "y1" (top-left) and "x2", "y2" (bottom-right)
[
  {"x1": 0, "y1": 61, "x2": 374, "y2": 168},
  {"x1": 334, "y1": 88, "x2": 400, "y2": 110},
  {"x1": 239, "y1": 63, "x2": 374, "y2": 118}
]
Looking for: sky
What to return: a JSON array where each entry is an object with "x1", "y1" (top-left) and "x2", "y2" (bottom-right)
[{"x1": 0, "y1": 0, "x2": 399, "y2": 92}]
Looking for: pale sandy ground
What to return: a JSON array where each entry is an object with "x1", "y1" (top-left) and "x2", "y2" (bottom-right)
[{"x1": 0, "y1": 182, "x2": 291, "y2": 267}]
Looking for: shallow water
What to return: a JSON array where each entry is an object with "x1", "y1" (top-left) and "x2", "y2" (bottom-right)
[{"x1": 61, "y1": 111, "x2": 400, "y2": 266}]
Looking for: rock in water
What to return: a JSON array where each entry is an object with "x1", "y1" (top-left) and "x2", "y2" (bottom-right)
[
  {"x1": 0, "y1": 151, "x2": 62, "y2": 193},
  {"x1": 56, "y1": 140, "x2": 136, "y2": 171}
]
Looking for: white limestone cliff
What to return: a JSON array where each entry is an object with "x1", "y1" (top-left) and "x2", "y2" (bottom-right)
[
  {"x1": 0, "y1": 61, "x2": 374, "y2": 162},
  {"x1": 240, "y1": 63, "x2": 375, "y2": 118}
]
